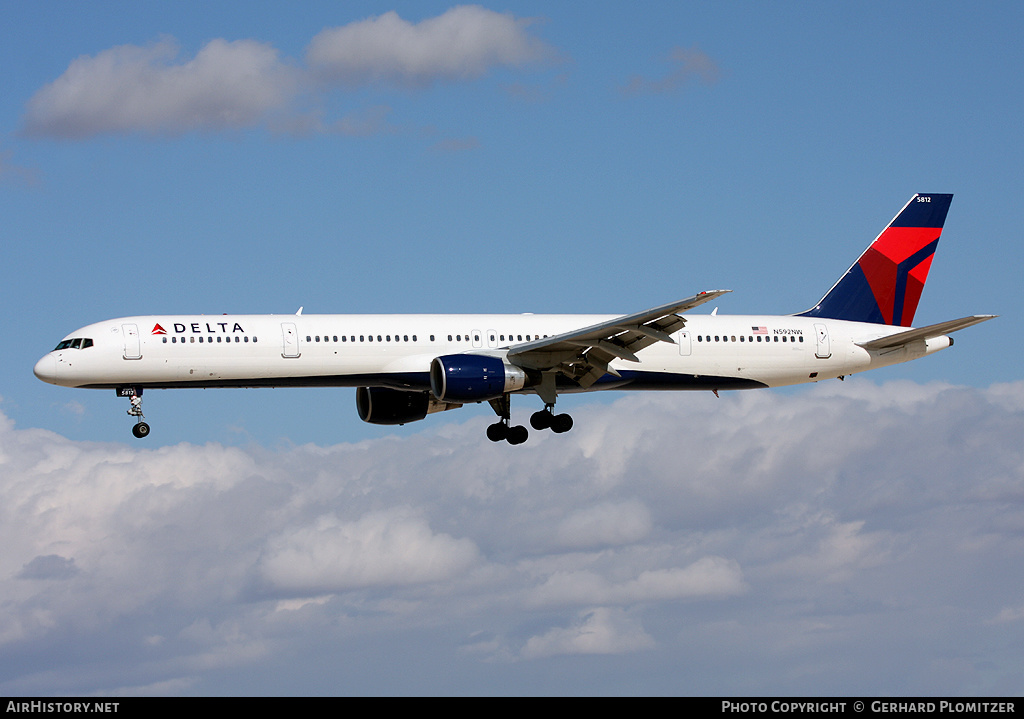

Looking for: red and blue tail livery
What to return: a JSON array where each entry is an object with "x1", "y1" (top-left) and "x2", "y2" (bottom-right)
[{"x1": 799, "y1": 193, "x2": 953, "y2": 326}]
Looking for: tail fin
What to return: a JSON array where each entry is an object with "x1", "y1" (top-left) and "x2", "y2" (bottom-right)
[{"x1": 798, "y1": 193, "x2": 953, "y2": 326}]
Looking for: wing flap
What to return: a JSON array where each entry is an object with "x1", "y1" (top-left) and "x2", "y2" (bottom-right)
[
  {"x1": 507, "y1": 290, "x2": 730, "y2": 380},
  {"x1": 856, "y1": 315, "x2": 996, "y2": 350}
]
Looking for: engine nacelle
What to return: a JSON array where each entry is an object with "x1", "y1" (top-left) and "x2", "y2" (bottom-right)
[
  {"x1": 430, "y1": 354, "x2": 528, "y2": 403},
  {"x1": 356, "y1": 387, "x2": 460, "y2": 425}
]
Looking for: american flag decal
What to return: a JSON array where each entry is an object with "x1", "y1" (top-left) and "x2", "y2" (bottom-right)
[{"x1": 752, "y1": 326, "x2": 768, "y2": 334}]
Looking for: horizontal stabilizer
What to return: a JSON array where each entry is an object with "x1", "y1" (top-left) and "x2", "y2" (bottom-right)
[{"x1": 856, "y1": 315, "x2": 996, "y2": 351}]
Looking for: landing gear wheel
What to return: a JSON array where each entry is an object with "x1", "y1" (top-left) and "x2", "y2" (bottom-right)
[
  {"x1": 132, "y1": 422, "x2": 150, "y2": 439},
  {"x1": 530, "y1": 404, "x2": 572, "y2": 434},
  {"x1": 486, "y1": 422, "x2": 508, "y2": 442},
  {"x1": 506, "y1": 425, "x2": 529, "y2": 445},
  {"x1": 530, "y1": 410, "x2": 553, "y2": 430},
  {"x1": 551, "y1": 414, "x2": 573, "y2": 434}
]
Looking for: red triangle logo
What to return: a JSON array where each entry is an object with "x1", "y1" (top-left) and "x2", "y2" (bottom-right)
[{"x1": 152, "y1": 323, "x2": 167, "y2": 335}]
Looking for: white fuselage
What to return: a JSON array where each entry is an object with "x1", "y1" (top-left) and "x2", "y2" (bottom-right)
[{"x1": 33, "y1": 312, "x2": 951, "y2": 394}]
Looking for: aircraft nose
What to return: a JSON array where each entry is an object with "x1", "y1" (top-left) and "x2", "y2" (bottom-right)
[{"x1": 33, "y1": 354, "x2": 58, "y2": 384}]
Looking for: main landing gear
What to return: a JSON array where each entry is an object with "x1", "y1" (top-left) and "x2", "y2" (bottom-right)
[
  {"x1": 530, "y1": 405, "x2": 573, "y2": 433},
  {"x1": 486, "y1": 396, "x2": 573, "y2": 445},
  {"x1": 123, "y1": 389, "x2": 150, "y2": 439},
  {"x1": 486, "y1": 395, "x2": 528, "y2": 445}
]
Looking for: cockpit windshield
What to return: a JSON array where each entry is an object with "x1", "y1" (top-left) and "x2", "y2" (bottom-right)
[{"x1": 53, "y1": 338, "x2": 93, "y2": 351}]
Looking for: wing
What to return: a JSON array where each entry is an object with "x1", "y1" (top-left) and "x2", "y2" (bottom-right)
[
  {"x1": 507, "y1": 290, "x2": 731, "y2": 388},
  {"x1": 855, "y1": 315, "x2": 997, "y2": 351}
]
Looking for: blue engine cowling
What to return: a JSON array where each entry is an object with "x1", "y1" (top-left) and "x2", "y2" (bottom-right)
[{"x1": 430, "y1": 354, "x2": 528, "y2": 402}]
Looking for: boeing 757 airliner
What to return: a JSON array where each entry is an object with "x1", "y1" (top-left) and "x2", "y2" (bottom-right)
[{"x1": 34, "y1": 194, "x2": 994, "y2": 444}]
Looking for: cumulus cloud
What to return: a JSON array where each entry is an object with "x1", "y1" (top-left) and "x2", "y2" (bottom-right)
[
  {"x1": 23, "y1": 37, "x2": 299, "y2": 138},
  {"x1": 21, "y1": 7, "x2": 555, "y2": 139},
  {"x1": 2, "y1": 379, "x2": 1024, "y2": 694},
  {"x1": 520, "y1": 607, "x2": 654, "y2": 658},
  {"x1": 525, "y1": 557, "x2": 747, "y2": 607},
  {"x1": 554, "y1": 499, "x2": 653, "y2": 548},
  {"x1": 621, "y1": 45, "x2": 721, "y2": 96},
  {"x1": 258, "y1": 510, "x2": 481, "y2": 594},
  {"x1": 306, "y1": 6, "x2": 553, "y2": 87}
]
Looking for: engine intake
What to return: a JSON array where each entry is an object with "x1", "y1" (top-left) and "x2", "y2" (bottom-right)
[{"x1": 430, "y1": 354, "x2": 528, "y2": 402}]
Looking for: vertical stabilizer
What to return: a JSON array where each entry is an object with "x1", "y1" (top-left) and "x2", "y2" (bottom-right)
[{"x1": 798, "y1": 193, "x2": 952, "y2": 326}]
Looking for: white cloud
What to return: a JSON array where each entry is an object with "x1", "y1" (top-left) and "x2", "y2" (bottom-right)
[
  {"x1": 2, "y1": 379, "x2": 1024, "y2": 694},
  {"x1": 525, "y1": 557, "x2": 747, "y2": 607},
  {"x1": 306, "y1": 6, "x2": 552, "y2": 87},
  {"x1": 23, "y1": 37, "x2": 299, "y2": 138},
  {"x1": 258, "y1": 510, "x2": 481, "y2": 593},
  {"x1": 521, "y1": 607, "x2": 654, "y2": 658},
  {"x1": 21, "y1": 7, "x2": 555, "y2": 139},
  {"x1": 555, "y1": 499, "x2": 653, "y2": 549}
]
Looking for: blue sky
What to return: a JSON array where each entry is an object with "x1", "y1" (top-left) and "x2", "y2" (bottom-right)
[{"x1": 1, "y1": 1, "x2": 1022, "y2": 696}]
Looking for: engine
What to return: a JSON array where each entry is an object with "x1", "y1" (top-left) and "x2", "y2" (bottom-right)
[
  {"x1": 356, "y1": 387, "x2": 460, "y2": 425},
  {"x1": 430, "y1": 354, "x2": 528, "y2": 403}
]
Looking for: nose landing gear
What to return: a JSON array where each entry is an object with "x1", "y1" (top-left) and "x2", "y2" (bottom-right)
[{"x1": 119, "y1": 387, "x2": 150, "y2": 439}]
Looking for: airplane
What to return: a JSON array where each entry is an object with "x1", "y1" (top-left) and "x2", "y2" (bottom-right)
[{"x1": 34, "y1": 193, "x2": 995, "y2": 445}]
